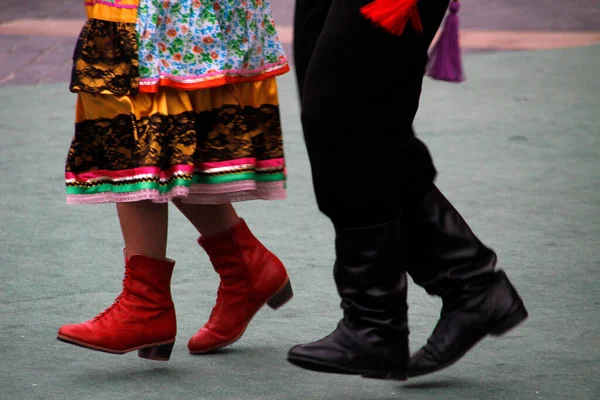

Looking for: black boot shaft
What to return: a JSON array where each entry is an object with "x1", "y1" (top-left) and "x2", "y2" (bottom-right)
[
  {"x1": 334, "y1": 222, "x2": 408, "y2": 332},
  {"x1": 288, "y1": 220, "x2": 410, "y2": 380},
  {"x1": 402, "y1": 185, "x2": 497, "y2": 305}
]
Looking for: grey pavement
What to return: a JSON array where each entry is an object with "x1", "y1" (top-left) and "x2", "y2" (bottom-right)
[
  {"x1": 3, "y1": 0, "x2": 600, "y2": 30},
  {"x1": 0, "y1": 0, "x2": 84, "y2": 23},
  {"x1": 2, "y1": 43, "x2": 600, "y2": 400},
  {"x1": 1, "y1": 0, "x2": 600, "y2": 86}
]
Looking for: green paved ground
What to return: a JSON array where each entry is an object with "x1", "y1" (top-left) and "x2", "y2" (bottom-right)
[{"x1": 1, "y1": 46, "x2": 599, "y2": 400}]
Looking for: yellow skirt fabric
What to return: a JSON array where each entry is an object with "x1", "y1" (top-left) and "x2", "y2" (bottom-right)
[{"x1": 65, "y1": 78, "x2": 286, "y2": 204}]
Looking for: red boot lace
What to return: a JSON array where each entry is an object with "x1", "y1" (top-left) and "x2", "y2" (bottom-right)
[
  {"x1": 208, "y1": 282, "x2": 225, "y2": 320},
  {"x1": 93, "y1": 271, "x2": 132, "y2": 321},
  {"x1": 208, "y1": 280, "x2": 245, "y2": 321}
]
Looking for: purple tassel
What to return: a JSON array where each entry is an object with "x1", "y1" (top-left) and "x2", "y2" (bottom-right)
[{"x1": 427, "y1": 1, "x2": 464, "y2": 83}]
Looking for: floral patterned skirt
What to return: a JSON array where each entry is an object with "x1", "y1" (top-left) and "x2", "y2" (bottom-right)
[
  {"x1": 65, "y1": 78, "x2": 286, "y2": 204},
  {"x1": 70, "y1": 1, "x2": 290, "y2": 95},
  {"x1": 136, "y1": 0, "x2": 289, "y2": 92}
]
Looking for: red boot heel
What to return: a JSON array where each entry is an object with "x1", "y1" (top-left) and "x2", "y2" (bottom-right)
[
  {"x1": 138, "y1": 340, "x2": 176, "y2": 361},
  {"x1": 267, "y1": 279, "x2": 294, "y2": 310}
]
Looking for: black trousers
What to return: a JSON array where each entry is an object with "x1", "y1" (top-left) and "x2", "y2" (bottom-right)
[{"x1": 293, "y1": 0, "x2": 449, "y2": 228}]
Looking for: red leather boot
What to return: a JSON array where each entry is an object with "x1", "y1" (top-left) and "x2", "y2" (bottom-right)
[
  {"x1": 57, "y1": 255, "x2": 177, "y2": 361},
  {"x1": 188, "y1": 219, "x2": 293, "y2": 354}
]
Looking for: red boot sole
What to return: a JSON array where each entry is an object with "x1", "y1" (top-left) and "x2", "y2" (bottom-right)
[{"x1": 57, "y1": 335, "x2": 176, "y2": 361}]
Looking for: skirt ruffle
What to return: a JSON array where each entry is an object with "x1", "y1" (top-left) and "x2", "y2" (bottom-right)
[{"x1": 66, "y1": 78, "x2": 286, "y2": 204}]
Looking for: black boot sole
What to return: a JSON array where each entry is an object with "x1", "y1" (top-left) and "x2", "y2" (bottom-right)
[
  {"x1": 408, "y1": 303, "x2": 529, "y2": 378},
  {"x1": 287, "y1": 355, "x2": 407, "y2": 381}
]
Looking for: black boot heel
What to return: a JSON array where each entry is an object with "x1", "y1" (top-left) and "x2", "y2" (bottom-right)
[
  {"x1": 138, "y1": 340, "x2": 175, "y2": 361},
  {"x1": 267, "y1": 280, "x2": 294, "y2": 309},
  {"x1": 489, "y1": 305, "x2": 529, "y2": 336}
]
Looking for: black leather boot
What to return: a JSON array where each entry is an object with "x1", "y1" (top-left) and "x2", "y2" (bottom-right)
[
  {"x1": 287, "y1": 221, "x2": 410, "y2": 380},
  {"x1": 403, "y1": 185, "x2": 528, "y2": 377}
]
